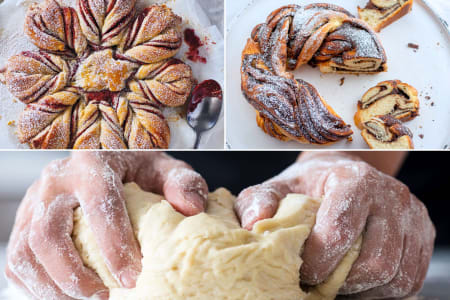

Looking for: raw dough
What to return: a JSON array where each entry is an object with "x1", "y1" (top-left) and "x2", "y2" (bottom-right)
[{"x1": 72, "y1": 183, "x2": 361, "y2": 300}]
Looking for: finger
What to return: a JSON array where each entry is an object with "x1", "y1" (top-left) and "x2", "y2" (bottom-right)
[
  {"x1": 5, "y1": 263, "x2": 36, "y2": 299},
  {"x1": 29, "y1": 186, "x2": 108, "y2": 299},
  {"x1": 163, "y1": 167, "x2": 208, "y2": 216},
  {"x1": 131, "y1": 153, "x2": 208, "y2": 216},
  {"x1": 340, "y1": 179, "x2": 409, "y2": 294},
  {"x1": 235, "y1": 182, "x2": 290, "y2": 230},
  {"x1": 7, "y1": 181, "x2": 74, "y2": 300},
  {"x1": 8, "y1": 240, "x2": 75, "y2": 300},
  {"x1": 408, "y1": 196, "x2": 435, "y2": 296},
  {"x1": 351, "y1": 195, "x2": 426, "y2": 298},
  {"x1": 7, "y1": 205, "x2": 75, "y2": 300},
  {"x1": 70, "y1": 151, "x2": 131, "y2": 180},
  {"x1": 234, "y1": 158, "x2": 338, "y2": 230},
  {"x1": 353, "y1": 232, "x2": 419, "y2": 298},
  {"x1": 301, "y1": 162, "x2": 373, "y2": 286},
  {"x1": 71, "y1": 153, "x2": 142, "y2": 289}
]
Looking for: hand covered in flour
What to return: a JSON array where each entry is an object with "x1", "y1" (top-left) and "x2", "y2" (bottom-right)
[
  {"x1": 5, "y1": 152, "x2": 208, "y2": 300},
  {"x1": 235, "y1": 152, "x2": 435, "y2": 298}
]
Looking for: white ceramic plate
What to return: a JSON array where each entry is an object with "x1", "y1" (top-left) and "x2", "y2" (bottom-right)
[{"x1": 226, "y1": 0, "x2": 450, "y2": 149}]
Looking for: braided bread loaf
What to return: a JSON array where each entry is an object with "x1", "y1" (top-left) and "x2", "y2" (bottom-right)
[
  {"x1": 0, "y1": 0, "x2": 193, "y2": 149},
  {"x1": 241, "y1": 3, "x2": 387, "y2": 145}
]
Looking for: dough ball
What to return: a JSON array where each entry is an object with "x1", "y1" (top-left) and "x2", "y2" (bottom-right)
[{"x1": 72, "y1": 183, "x2": 359, "y2": 300}]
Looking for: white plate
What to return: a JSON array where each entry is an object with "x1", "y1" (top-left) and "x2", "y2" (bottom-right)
[{"x1": 226, "y1": 0, "x2": 450, "y2": 149}]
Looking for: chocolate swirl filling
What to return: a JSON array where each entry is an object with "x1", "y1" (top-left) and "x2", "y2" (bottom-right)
[
  {"x1": 242, "y1": 55, "x2": 352, "y2": 144},
  {"x1": 241, "y1": 3, "x2": 389, "y2": 144}
]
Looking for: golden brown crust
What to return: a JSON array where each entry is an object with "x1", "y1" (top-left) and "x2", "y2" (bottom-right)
[
  {"x1": 129, "y1": 59, "x2": 193, "y2": 107},
  {"x1": 1, "y1": 2, "x2": 192, "y2": 149},
  {"x1": 119, "y1": 5, "x2": 182, "y2": 64},
  {"x1": 241, "y1": 3, "x2": 389, "y2": 145},
  {"x1": 76, "y1": 0, "x2": 137, "y2": 47},
  {"x1": 358, "y1": 0, "x2": 413, "y2": 32},
  {"x1": 19, "y1": 89, "x2": 80, "y2": 149},
  {"x1": 25, "y1": 0, "x2": 87, "y2": 56},
  {"x1": 256, "y1": 112, "x2": 291, "y2": 142}
]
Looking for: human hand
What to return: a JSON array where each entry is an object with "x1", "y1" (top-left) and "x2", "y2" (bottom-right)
[
  {"x1": 5, "y1": 152, "x2": 208, "y2": 299},
  {"x1": 235, "y1": 152, "x2": 435, "y2": 298}
]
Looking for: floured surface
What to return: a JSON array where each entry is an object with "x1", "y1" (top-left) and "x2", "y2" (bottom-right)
[
  {"x1": 0, "y1": 0, "x2": 224, "y2": 149},
  {"x1": 226, "y1": 0, "x2": 450, "y2": 149}
]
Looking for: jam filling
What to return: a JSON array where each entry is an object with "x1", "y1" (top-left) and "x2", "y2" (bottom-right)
[
  {"x1": 188, "y1": 79, "x2": 222, "y2": 113},
  {"x1": 184, "y1": 28, "x2": 207, "y2": 64}
]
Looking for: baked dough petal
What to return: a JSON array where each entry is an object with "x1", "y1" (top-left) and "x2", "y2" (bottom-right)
[
  {"x1": 119, "y1": 5, "x2": 182, "y2": 64},
  {"x1": 114, "y1": 93, "x2": 171, "y2": 149},
  {"x1": 25, "y1": 0, "x2": 87, "y2": 56},
  {"x1": 129, "y1": 59, "x2": 193, "y2": 107},
  {"x1": 3, "y1": 51, "x2": 70, "y2": 104}
]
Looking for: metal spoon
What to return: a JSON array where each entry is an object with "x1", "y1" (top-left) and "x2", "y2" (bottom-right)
[{"x1": 187, "y1": 80, "x2": 223, "y2": 149}]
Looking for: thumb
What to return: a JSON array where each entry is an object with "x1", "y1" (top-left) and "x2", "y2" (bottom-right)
[
  {"x1": 129, "y1": 153, "x2": 208, "y2": 216},
  {"x1": 235, "y1": 182, "x2": 291, "y2": 230}
]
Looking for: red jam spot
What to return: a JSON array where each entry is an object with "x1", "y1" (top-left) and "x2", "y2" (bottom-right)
[
  {"x1": 86, "y1": 91, "x2": 118, "y2": 102},
  {"x1": 188, "y1": 80, "x2": 222, "y2": 112},
  {"x1": 184, "y1": 28, "x2": 207, "y2": 64}
]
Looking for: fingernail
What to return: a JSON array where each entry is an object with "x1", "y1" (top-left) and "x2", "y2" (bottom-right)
[
  {"x1": 120, "y1": 268, "x2": 140, "y2": 288},
  {"x1": 185, "y1": 192, "x2": 206, "y2": 216},
  {"x1": 92, "y1": 290, "x2": 109, "y2": 300}
]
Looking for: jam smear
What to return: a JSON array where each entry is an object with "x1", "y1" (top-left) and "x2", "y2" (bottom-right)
[
  {"x1": 188, "y1": 80, "x2": 222, "y2": 112},
  {"x1": 184, "y1": 28, "x2": 207, "y2": 64},
  {"x1": 86, "y1": 91, "x2": 119, "y2": 102}
]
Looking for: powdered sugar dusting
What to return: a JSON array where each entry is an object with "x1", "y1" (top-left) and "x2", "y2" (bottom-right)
[
  {"x1": 241, "y1": 3, "x2": 390, "y2": 144},
  {"x1": 330, "y1": 22, "x2": 383, "y2": 60}
]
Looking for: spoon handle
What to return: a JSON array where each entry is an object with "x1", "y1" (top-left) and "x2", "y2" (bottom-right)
[{"x1": 193, "y1": 132, "x2": 202, "y2": 149}]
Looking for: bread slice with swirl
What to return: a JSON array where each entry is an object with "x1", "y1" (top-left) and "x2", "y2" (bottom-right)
[
  {"x1": 362, "y1": 115, "x2": 414, "y2": 149},
  {"x1": 354, "y1": 80, "x2": 419, "y2": 130},
  {"x1": 358, "y1": 0, "x2": 413, "y2": 32}
]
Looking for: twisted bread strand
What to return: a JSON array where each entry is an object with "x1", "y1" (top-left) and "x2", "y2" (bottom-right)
[
  {"x1": 2, "y1": 51, "x2": 70, "y2": 104},
  {"x1": 119, "y1": 5, "x2": 182, "y2": 64},
  {"x1": 19, "y1": 89, "x2": 80, "y2": 149},
  {"x1": 76, "y1": 0, "x2": 137, "y2": 47},
  {"x1": 115, "y1": 93, "x2": 170, "y2": 149},
  {"x1": 129, "y1": 58, "x2": 193, "y2": 107},
  {"x1": 241, "y1": 41, "x2": 353, "y2": 144},
  {"x1": 72, "y1": 96, "x2": 128, "y2": 149},
  {"x1": 25, "y1": 0, "x2": 87, "y2": 56},
  {"x1": 241, "y1": 3, "x2": 388, "y2": 145}
]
